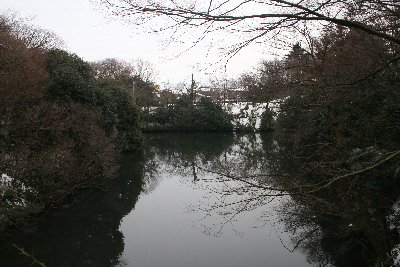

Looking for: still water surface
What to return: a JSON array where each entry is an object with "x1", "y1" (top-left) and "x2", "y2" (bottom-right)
[{"x1": 4, "y1": 133, "x2": 396, "y2": 266}]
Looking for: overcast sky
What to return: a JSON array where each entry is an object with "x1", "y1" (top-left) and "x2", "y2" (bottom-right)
[{"x1": 2, "y1": 0, "x2": 267, "y2": 87}]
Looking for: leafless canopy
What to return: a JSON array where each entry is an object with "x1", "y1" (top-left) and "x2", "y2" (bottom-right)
[{"x1": 99, "y1": 0, "x2": 400, "y2": 57}]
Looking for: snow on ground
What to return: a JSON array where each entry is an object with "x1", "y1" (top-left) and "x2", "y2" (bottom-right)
[
  {"x1": 0, "y1": 173, "x2": 13, "y2": 198},
  {"x1": 386, "y1": 198, "x2": 400, "y2": 264},
  {"x1": 1, "y1": 173, "x2": 32, "y2": 207},
  {"x1": 224, "y1": 98, "x2": 287, "y2": 130}
]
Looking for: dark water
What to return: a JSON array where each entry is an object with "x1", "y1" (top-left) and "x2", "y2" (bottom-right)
[{"x1": 1, "y1": 133, "x2": 400, "y2": 266}]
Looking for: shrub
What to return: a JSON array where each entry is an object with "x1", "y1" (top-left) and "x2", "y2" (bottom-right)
[
  {"x1": 144, "y1": 95, "x2": 233, "y2": 132},
  {"x1": 259, "y1": 109, "x2": 275, "y2": 132}
]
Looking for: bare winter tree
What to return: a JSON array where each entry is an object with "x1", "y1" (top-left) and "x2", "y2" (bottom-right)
[
  {"x1": 97, "y1": 0, "x2": 400, "y2": 195},
  {"x1": 90, "y1": 58, "x2": 134, "y2": 79},
  {"x1": 131, "y1": 58, "x2": 158, "y2": 83},
  {"x1": 98, "y1": 0, "x2": 400, "y2": 58},
  {"x1": 1, "y1": 11, "x2": 64, "y2": 50},
  {"x1": 96, "y1": 3, "x2": 400, "y2": 262}
]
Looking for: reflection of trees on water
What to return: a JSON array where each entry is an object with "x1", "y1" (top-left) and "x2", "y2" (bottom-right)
[
  {"x1": 142, "y1": 132, "x2": 272, "y2": 179},
  {"x1": 5, "y1": 133, "x2": 398, "y2": 266},
  {"x1": 143, "y1": 133, "x2": 400, "y2": 266},
  {"x1": 141, "y1": 133, "x2": 237, "y2": 193},
  {"x1": 0, "y1": 152, "x2": 144, "y2": 267},
  {"x1": 277, "y1": 175, "x2": 400, "y2": 267},
  {"x1": 267, "y1": 135, "x2": 400, "y2": 267},
  {"x1": 263, "y1": 136, "x2": 400, "y2": 266},
  {"x1": 252, "y1": 135, "x2": 400, "y2": 266},
  {"x1": 140, "y1": 133, "x2": 280, "y2": 236}
]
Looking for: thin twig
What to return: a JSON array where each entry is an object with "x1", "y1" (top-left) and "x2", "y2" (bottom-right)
[{"x1": 13, "y1": 244, "x2": 46, "y2": 267}]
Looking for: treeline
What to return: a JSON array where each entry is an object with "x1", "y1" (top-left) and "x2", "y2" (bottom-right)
[
  {"x1": 244, "y1": 24, "x2": 400, "y2": 265},
  {"x1": 0, "y1": 12, "x2": 237, "y2": 234},
  {"x1": 244, "y1": 26, "x2": 400, "y2": 156},
  {"x1": 240, "y1": 23, "x2": 400, "y2": 266},
  {"x1": 89, "y1": 57, "x2": 234, "y2": 132},
  {"x1": 0, "y1": 14, "x2": 142, "y2": 233},
  {"x1": 143, "y1": 95, "x2": 233, "y2": 132}
]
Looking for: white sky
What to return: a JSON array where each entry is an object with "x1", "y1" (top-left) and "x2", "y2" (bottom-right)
[{"x1": 1, "y1": 0, "x2": 268, "y2": 87}]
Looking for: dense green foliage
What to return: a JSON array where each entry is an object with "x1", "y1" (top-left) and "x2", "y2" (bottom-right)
[
  {"x1": 0, "y1": 15, "x2": 142, "y2": 234},
  {"x1": 259, "y1": 108, "x2": 274, "y2": 133},
  {"x1": 245, "y1": 27, "x2": 400, "y2": 165},
  {"x1": 253, "y1": 27, "x2": 400, "y2": 267},
  {"x1": 97, "y1": 78, "x2": 143, "y2": 150},
  {"x1": 144, "y1": 95, "x2": 233, "y2": 132},
  {"x1": 47, "y1": 49, "x2": 96, "y2": 102}
]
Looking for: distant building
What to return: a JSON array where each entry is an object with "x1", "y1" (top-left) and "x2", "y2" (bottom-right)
[{"x1": 196, "y1": 87, "x2": 246, "y2": 102}]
